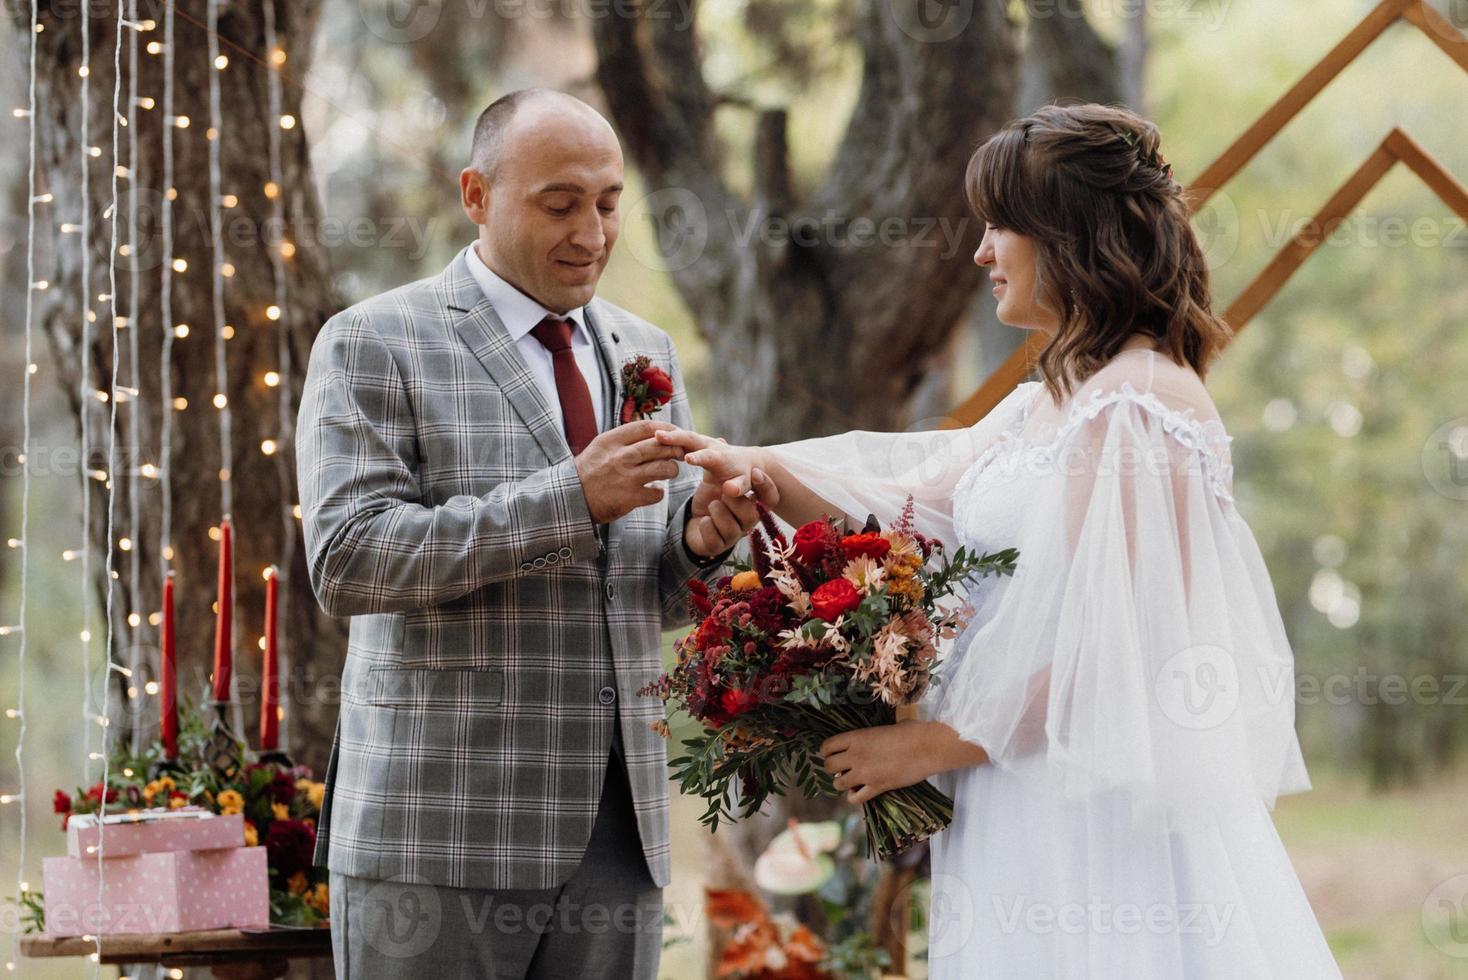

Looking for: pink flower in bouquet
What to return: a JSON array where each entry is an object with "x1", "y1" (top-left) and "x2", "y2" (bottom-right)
[{"x1": 810, "y1": 578, "x2": 861, "y2": 622}]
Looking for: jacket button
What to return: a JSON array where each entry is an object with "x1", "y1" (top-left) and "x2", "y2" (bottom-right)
[
  {"x1": 604, "y1": 581, "x2": 616, "y2": 601},
  {"x1": 533, "y1": 557, "x2": 547, "y2": 568},
  {"x1": 559, "y1": 546, "x2": 573, "y2": 559},
  {"x1": 597, "y1": 686, "x2": 617, "y2": 705}
]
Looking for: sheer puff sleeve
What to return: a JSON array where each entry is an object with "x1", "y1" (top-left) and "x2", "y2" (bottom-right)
[
  {"x1": 929, "y1": 378, "x2": 1311, "y2": 820},
  {"x1": 762, "y1": 381, "x2": 1043, "y2": 546}
]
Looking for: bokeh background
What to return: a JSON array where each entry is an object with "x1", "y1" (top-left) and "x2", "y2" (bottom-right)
[{"x1": 0, "y1": 0, "x2": 1466, "y2": 976}]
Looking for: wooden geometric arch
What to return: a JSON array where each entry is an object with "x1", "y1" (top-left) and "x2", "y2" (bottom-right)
[{"x1": 949, "y1": 0, "x2": 1468, "y2": 427}]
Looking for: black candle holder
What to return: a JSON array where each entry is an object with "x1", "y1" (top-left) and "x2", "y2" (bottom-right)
[
  {"x1": 256, "y1": 748, "x2": 295, "y2": 769},
  {"x1": 147, "y1": 755, "x2": 189, "y2": 783},
  {"x1": 205, "y1": 700, "x2": 244, "y2": 782}
]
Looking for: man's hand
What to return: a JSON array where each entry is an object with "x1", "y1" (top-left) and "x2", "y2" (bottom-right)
[
  {"x1": 574, "y1": 420, "x2": 687, "y2": 525},
  {"x1": 684, "y1": 466, "x2": 780, "y2": 558}
]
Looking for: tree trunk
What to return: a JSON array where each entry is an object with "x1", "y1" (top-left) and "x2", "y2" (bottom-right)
[
  {"x1": 593, "y1": 0, "x2": 1021, "y2": 444},
  {"x1": 14, "y1": 0, "x2": 344, "y2": 777}
]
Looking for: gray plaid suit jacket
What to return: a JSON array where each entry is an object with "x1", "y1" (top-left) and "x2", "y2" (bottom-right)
[{"x1": 296, "y1": 244, "x2": 722, "y2": 891}]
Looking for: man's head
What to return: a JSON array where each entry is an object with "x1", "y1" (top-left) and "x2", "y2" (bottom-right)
[{"x1": 460, "y1": 88, "x2": 624, "y2": 314}]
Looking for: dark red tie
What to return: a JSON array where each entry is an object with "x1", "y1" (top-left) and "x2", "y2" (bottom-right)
[{"x1": 530, "y1": 315, "x2": 599, "y2": 455}]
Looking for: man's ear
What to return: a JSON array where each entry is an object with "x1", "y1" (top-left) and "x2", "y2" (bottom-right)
[{"x1": 460, "y1": 168, "x2": 490, "y2": 224}]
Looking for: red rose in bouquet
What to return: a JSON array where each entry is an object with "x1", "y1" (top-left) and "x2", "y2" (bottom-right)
[
  {"x1": 643, "y1": 497, "x2": 1019, "y2": 860},
  {"x1": 810, "y1": 579, "x2": 861, "y2": 622}
]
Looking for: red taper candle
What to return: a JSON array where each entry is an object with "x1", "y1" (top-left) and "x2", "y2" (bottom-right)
[
  {"x1": 260, "y1": 566, "x2": 279, "y2": 751},
  {"x1": 211, "y1": 517, "x2": 233, "y2": 703},
  {"x1": 160, "y1": 571, "x2": 177, "y2": 759}
]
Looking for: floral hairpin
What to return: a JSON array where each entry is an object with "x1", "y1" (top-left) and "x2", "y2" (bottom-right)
[{"x1": 1113, "y1": 126, "x2": 1172, "y2": 180}]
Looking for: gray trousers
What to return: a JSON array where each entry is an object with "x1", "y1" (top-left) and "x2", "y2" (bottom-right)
[{"x1": 329, "y1": 747, "x2": 663, "y2": 979}]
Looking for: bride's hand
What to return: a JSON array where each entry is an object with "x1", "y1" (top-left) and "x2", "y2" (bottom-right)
[
  {"x1": 654, "y1": 428, "x2": 762, "y2": 497},
  {"x1": 657, "y1": 427, "x2": 779, "y2": 557},
  {"x1": 819, "y1": 721, "x2": 938, "y2": 805}
]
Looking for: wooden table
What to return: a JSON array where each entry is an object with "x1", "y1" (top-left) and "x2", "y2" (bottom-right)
[{"x1": 21, "y1": 927, "x2": 333, "y2": 978}]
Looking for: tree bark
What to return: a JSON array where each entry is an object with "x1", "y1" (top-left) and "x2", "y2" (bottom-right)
[
  {"x1": 1020, "y1": 0, "x2": 1123, "y2": 110},
  {"x1": 593, "y1": 0, "x2": 1021, "y2": 444},
  {"x1": 13, "y1": 0, "x2": 344, "y2": 776}
]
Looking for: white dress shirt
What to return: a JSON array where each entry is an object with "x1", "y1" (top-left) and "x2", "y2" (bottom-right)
[{"x1": 466, "y1": 242, "x2": 607, "y2": 434}]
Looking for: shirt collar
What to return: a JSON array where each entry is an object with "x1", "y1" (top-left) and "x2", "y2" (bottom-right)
[{"x1": 466, "y1": 241, "x2": 590, "y2": 344}]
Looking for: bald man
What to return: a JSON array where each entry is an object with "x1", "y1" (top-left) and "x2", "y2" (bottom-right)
[{"x1": 297, "y1": 89, "x2": 777, "y2": 978}]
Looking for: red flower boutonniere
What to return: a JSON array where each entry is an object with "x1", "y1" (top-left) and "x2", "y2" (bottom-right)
[{"x1": 619, "y1": 355, "x2": 675, "y2": 423}]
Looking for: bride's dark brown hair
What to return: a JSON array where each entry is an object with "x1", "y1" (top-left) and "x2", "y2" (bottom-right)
[{"x1": 965, "y1": 101, "x2": 1231, "y2": 403}]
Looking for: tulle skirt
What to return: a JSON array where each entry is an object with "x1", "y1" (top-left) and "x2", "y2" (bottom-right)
[{"x1": 924, "y1": 759, "x2": 1342, "y2": 979}]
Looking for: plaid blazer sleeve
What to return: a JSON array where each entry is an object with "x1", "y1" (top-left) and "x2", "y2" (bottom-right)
[
  {"x1": 297, "y1": 310, "x2": 602, "y2": 618},
  {"x1": 655, "y1": 332, "x2": 734, "y2": 629}
]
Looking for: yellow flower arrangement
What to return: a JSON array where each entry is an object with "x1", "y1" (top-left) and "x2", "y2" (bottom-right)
[
  {"x1": 216, "y1": 789, "x2": 245, "y2": 815},
  {"x1": 287, "y1": 871, "x2": 310, "y2": 896},
  {"x1": 886, "y1": 575, "x2": 925, "y2": 603},
  {"x1": 272, "y1": 802, "x2": 290, "y2": 822},
  {"x1": 305, "y1": 883, "x2": 330, "y2": 917},
  {"x1": 243, "y1": 821, "x2": 259, "y2": 847},
  {"x1": 142, "y1": 775, "x2": 175, "y2": 805}
]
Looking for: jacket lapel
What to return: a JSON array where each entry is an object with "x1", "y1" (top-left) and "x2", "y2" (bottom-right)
[
  {"x1": 442, "y1": 248, "x2": 570, "y2": 464},
  {"x1": 585, "y1": 299, "x2": 624, "y2": 432}
]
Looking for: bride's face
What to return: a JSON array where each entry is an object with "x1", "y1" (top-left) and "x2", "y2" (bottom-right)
[{"x1": 974, "y1": 224, "x2": 1060, "y2": 334}]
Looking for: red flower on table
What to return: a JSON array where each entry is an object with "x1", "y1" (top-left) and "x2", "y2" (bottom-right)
[
  {"x1": 810, "y1": 578, "x2": 862, "y2": 622},
  {"x1": 619, "y1": 356, "x2": 675, "y2": 423},
  {"x1": 264, "y1": 819, "x2": 318, "y2": 880}
]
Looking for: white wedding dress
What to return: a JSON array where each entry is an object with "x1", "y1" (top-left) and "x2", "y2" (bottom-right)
[{"x1": 765, "y1": 349, "x2": 1341, "y2": 978}]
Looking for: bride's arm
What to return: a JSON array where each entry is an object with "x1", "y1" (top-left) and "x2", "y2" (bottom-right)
[{"x1": 655, "y1": 429, "x2": 847, "y2": 529}]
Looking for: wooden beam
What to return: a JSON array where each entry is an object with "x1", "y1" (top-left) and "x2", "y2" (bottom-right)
[
  {"x1": 947, "y1": 332, "x2": 1046, "y2": 428},
  {"x1": 1187, "y1": 0, "x2": 1410, "y2": 210},
  {"x1": 1384, "y1": 128, "x2": 1468, "y2": 219},
  {"x1": 947, "y1": 0, "x2": 1468, "y2": 422},
  {"x1": 1402, "y1": 0, "x2": 1468, "y2": 73},
  {"x1": 1222, "y1": 138, "x2": 1398, "y2": 332}
]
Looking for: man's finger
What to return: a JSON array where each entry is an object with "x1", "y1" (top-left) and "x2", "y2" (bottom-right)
[
  {"x1": 614, "y1": 419, "x2": 676, "y2": 444},
  {"x1": 627, "y1": 438, "x2": 687, "y2": 464},
  {"x1": 630, "y1": 459, "x2": 681, "y2": 482},
  {"x1": 653, "y1": 427, "x2": 713, "y2": 451},
  {"x1": 720, "y1": 494, "x2": 760, "y2": 532},
  {"x1": 706, "y1": 499, "x2": 743, "y2": 543},
  {"x1": 749, "y1": 468, "x2": 780, "y2": 508}
]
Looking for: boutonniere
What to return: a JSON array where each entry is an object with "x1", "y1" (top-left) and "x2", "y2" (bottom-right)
[{"x1": 619, "y1": 355, "x2": 675, "y2": 423}]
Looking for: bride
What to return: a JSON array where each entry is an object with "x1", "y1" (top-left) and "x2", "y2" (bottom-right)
[{"x1": 656, "y1": 103, "x2": 1342, "y2": 977}]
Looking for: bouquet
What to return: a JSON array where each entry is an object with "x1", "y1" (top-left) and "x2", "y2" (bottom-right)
[{"x1": 644, "y1": 497, "x2": 1017, "y2": 859}]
